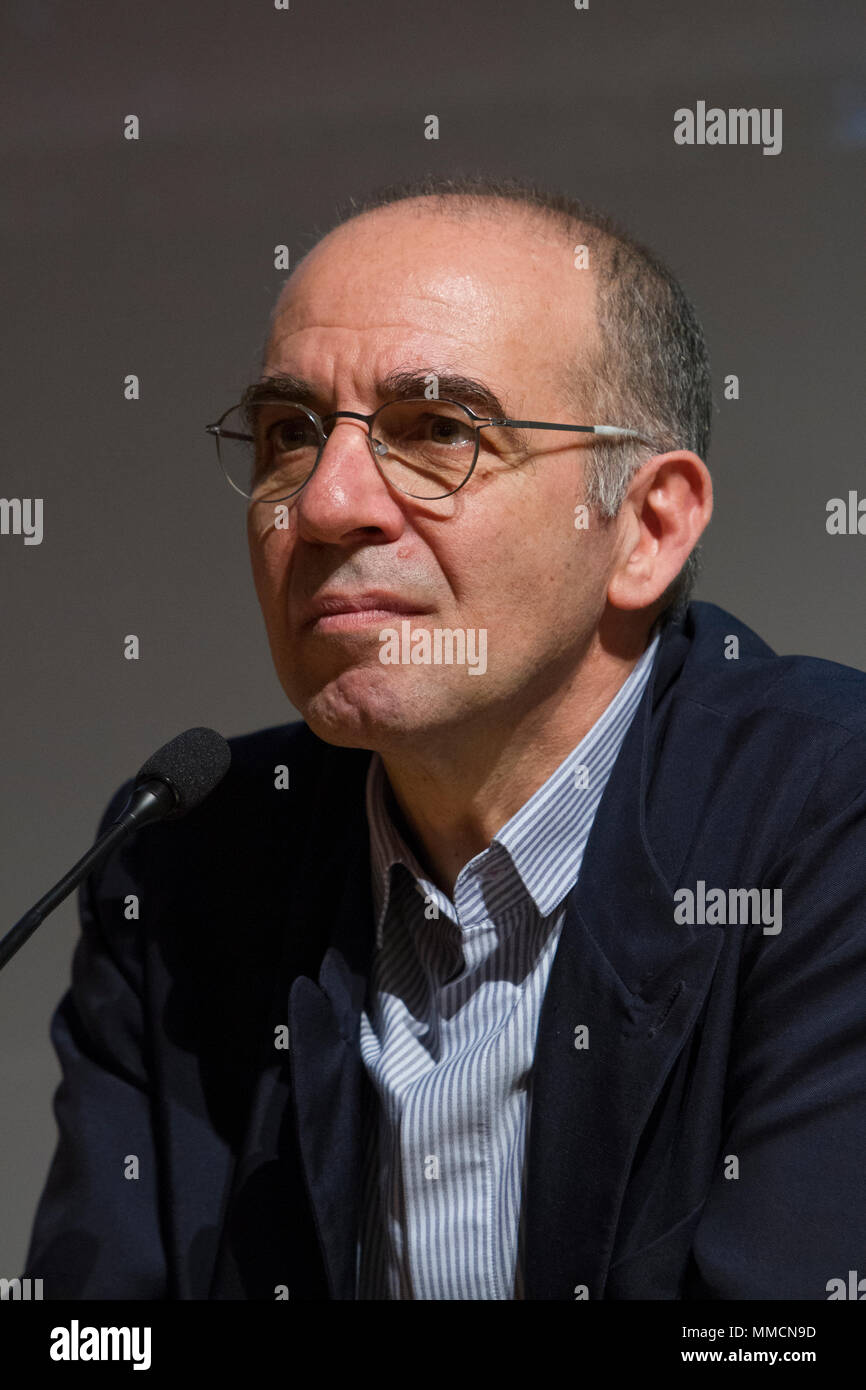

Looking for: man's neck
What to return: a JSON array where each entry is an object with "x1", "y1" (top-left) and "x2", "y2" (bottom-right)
[{"x1": 377, "y1": 625, "x2": 655, "y2": 899}]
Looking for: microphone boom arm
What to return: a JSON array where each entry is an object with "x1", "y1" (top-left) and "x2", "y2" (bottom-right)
[{"x1": 0, "y1": 780, "x2": 175, "y2": 972}]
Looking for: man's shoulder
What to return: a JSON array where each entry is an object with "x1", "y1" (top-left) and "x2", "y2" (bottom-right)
[
  {"x1": 672, "y1": 600, "x2": 866, "y2": 743},
  {"x1": 654, "y1": 603, "x2": 866, "y2": 836},
  {"x1": 91, "y1": 721, "x2": 374, "y2": 952},
  {"x1": 98, "y1": 718, "x2": 372, "y2": 845},
  {"x1": 223, "y1": 717, "x2": 367, "y2": 782}
]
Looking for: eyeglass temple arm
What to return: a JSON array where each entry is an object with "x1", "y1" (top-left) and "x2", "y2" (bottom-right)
[
  {"x1": 482, "y1": 419, "x2": 660, "y2": 448},
  {"x1": 206, "y1": 424, "x2": 252, "y2": 442},
  {"x1": 206, "y1": 416, "x2": 660, "y2": 449}
]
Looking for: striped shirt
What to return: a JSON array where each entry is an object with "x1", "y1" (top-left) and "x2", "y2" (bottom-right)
[{"x1": 356, "y1": 631, "x2": 660, "y2": 1299}]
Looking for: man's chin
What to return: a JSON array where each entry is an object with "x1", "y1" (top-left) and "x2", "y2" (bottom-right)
[{"x1": 286, "y1": 666, "x2": 423, "y2": 751}]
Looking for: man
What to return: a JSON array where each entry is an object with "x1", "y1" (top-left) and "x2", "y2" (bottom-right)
[{"x1": 24, "y1": 176, "x2": 866, "y2": 1300}]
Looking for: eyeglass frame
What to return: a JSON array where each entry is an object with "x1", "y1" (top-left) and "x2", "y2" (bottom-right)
[{"x1": 205, "y1": 395, "x2": 663, "y2": 503}]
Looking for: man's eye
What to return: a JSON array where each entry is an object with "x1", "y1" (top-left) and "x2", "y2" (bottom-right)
[
  {"x1": 427, "y1": 416, "x2": 473, "y2": 446},
  {"x1": 270, "y1": 420, "x2": 314, "y2": 452}
]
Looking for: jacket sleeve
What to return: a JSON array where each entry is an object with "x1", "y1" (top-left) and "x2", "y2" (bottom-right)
[
  {"x1": 684, "y1": 742, "x2": 866, "y2": 1299},
  {"x1": 22, "y1": 783, "x2": 169, "y2": 1299}
]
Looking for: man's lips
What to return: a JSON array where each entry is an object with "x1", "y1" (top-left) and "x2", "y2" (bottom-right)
[{"x1": 301, "y1": 591, "x2": 432, "y2": 631}]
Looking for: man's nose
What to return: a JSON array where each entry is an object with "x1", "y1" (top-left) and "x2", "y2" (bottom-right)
[{"x1": 292, "y1": 416, "x2": 404, "y2": 540}]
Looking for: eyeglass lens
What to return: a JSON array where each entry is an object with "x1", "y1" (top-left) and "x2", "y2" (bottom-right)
[{"x1": 217, "y1": 398, "x2": 492, "y2": 501}]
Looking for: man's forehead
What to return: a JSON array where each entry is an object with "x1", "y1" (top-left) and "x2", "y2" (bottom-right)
[
  {"x1": 263, "y1": 202, "x2": 597, "y2": 401},
  {"x1": 269, "y1": 202, "x2": 595, "y2": 333}
]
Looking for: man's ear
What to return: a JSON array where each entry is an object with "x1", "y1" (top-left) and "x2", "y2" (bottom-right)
[{"x1": 606, "y1": 451, "x2": 713, "y2": 611}]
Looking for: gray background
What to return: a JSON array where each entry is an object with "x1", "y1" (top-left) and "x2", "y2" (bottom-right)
[{"x1": 1, "y1": 0, "x2": 863, "y2": 1275}]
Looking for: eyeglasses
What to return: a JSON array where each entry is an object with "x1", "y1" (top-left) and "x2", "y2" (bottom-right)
[{"x1": 205, "y1": 395, "x2": 660, "y2": 503}]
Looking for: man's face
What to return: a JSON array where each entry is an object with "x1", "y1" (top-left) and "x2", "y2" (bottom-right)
[{"x1": 249, "y1": 201, "x2": 620, "y2": 751}]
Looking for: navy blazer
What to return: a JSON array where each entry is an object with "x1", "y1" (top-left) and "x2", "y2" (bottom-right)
[{"x1": 23, "y1": 601, "x2": 866, "y2": 1299}]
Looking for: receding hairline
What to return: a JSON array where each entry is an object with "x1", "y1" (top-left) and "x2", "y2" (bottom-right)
[
  {"x1": 290, "y1": 190, "x2": 612, "y2": 278},
  {"x1": 333, "y1": 190, "x2": 589, "y2": 234},
  {"x1": 265, "y1": 191, "x2": 608, "y2": 369}
]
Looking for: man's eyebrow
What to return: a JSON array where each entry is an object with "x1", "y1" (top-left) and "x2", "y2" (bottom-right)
[
  {"x1": 241, "y1": 375, "x2": 318, "y2": 409},
  {"x1": 379, "y1": 370, "x2": 509, "y2": 419},
  {"x1": 240, "y1": 370, "x2": 510, "y2": 419}
]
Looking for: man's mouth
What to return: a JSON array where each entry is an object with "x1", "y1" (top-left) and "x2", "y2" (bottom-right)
[{"x1": 301, "y1": 590, "x2": 431, "y2": 632}]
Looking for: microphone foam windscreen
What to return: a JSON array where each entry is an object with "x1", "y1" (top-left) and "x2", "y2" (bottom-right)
[{"x1": 135, "y1": 726, "x2": 232, "y2": 815}]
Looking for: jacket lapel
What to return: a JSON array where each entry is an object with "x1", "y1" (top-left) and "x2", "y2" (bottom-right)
[
  {"x1": 522, "y1": 619, "x2": 724, "y2": 1300},
  {"x1": 210, "y1": 741, "x2": 374, "y2": 1300},
  {"x1": 287, "y1": 817, "x2": 375, "y2": 1300}
]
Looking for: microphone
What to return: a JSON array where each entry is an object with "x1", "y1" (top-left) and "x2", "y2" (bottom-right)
[
  {"x1": 123, "y1": 725, "x2": 232, "y2": 827},
  {"x1": 0, "y1": 727, "x2": 231, "y2": 972}
]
